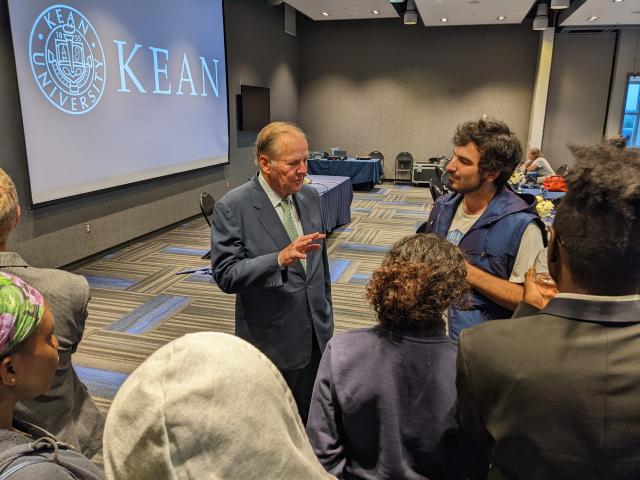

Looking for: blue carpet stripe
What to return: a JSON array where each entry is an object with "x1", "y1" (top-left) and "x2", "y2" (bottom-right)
[
  {"x1": 85, "y1": 275, "x2": 137, "y2": 290},
  {"x1": 74, "y1": 366, "x2": 128, "y2": 400},
  {"x1": 349, "y1": 273, "x2": 371, "y2": 285},
  {"x1": 329, "y1": 259, "x2": 351, "y2": 283},
  {"x1": 101, "y1": 252, "x2": 118, "y2": 260},
  {"x1": 380, "y1": 201, "x2": 426, "y2": 206},
  {"x1": 338, "y1": 243, "x2": 390, "y2": 253},
  {"x1": 162, "y1": 246, "x2": 209, "y2": 256},
  {"x1": 185, "y1": 272, "x2": 215, "y2": 283},
  {"x1": 106, "y1": 295, "x2": 192, "y2": 334}
]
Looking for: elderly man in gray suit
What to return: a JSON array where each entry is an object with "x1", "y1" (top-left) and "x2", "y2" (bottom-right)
[
  {"x1": 212, "y1": 122, "x2": 333, "y2": 423},
  {"x1": 456, "y1": 141, "x2": 640, "y2": 479},
  {"x1": 0, "y1": 168, "x2": 104, "y2": 458}
]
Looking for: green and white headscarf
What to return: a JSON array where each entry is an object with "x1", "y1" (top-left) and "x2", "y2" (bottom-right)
[{"x1": 0, "y1": 272, "x2": 45, "y2": 355}]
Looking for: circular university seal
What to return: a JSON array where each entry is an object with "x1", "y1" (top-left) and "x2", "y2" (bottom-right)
[{"x1": 29, "y1": 4, "x2": 106, "y2": 115}]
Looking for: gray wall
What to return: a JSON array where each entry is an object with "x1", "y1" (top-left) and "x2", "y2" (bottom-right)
[
  {"x1": 542, "y1": 32, "x2": 616, "y2": 168},
  {"x1": 298, "y1": 19, "x2": 539, "y2": 178},
  {"x1": 606, "y1": 29, "x2": 640, "y2": 139},
  {"x1": 0, "y1": 0, "x2": 299, "y2": 267}
]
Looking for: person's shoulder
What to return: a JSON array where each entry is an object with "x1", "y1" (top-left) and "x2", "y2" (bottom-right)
[
  {"x1": 328, "y1": 328, "x2": 380, "y2": 354},
  {"x1": 219, "y1": 179, "x2": 258, "y2": 205},
  {"x1": 300, "y1": 183, "x2": 320, "y2": 200},
  {"x1": 459, "y1": 314, "x2": 552, "y2": 352},
  {"x1": 4, "y1": 264, "x2": 88, "y2": 296}
]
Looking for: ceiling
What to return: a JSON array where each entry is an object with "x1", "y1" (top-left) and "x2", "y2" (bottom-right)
[
  {"x1": 415, "y1": 0, "x2": 535, "y2": 27},
  {"x1": 282, "y1": 0, "x2": 640, "y2": 27},
  {"x1": 282, "y1": 0, "x2": 398, "y2": 21},
  {"x1": 560, "y1": 0, "x2": 640, "y2": 27}
]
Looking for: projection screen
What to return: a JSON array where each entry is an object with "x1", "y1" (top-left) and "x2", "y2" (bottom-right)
[{"x1": 7, "y1": 0, "x2": 229, "y2": 205}]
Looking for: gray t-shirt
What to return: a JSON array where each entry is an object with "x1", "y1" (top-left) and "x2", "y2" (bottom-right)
[
  {"x1": 533, "y1": 157, "x2": 555, "y2": 177},
  {"x1": 447, "y1": 202, "x2": 544, "y2": 283}
]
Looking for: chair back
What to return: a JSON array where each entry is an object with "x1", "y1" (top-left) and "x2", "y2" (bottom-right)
[
  {"x1": 200, "y1": 192, "x2": 215, "y2": 227},
  {"x1": 555, "y1": 164, "x2": 569, "y2": 177},
  {"x1": 430, "y1": 184, "x2": 444, "y2": 203},
  {"x1": 396, "y1": 152, "x2": 413, "y2": 170},
  {"x1": 369, "y1": 151, "x2": 384, "y2": 161}
]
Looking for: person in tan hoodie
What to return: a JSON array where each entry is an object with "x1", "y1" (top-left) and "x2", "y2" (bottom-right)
[{"x1": 103, "y1": 332, "x2": 335, "y2": 480}]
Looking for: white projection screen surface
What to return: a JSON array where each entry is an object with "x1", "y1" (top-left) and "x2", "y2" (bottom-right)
[{"x1": 7, "y1": 0, "x2": 229, "y2": 205}]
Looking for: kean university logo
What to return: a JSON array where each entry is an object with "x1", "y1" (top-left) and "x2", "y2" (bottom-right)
[{"x1": 29, "y1": 5, "x2": 106, "y2": 115}]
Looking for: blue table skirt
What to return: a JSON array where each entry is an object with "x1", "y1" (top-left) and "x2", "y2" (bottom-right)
[
  {"x1": 308, "y1": 175, "x2": 352, "y2": 232},
  {"x1": 308, "y1": 158, "x2": 381, "y2": 185}
]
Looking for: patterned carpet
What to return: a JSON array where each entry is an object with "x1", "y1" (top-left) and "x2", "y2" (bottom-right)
[{"x1": 70, "y1": 183, "x2": 432, "y2": 412}]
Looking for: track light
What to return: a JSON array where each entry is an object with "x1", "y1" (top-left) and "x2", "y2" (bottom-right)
[
  {"x1": 550, "y1": 0, "x2": 570, "y2": 8},
  {"x1": 533, "y1": 3, "x2": 548, "y2": 30},
  {"x1": 404, "y1": 0, "x2": 418, "y2": 25}
]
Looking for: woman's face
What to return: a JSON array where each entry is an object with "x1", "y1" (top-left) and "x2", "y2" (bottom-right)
[{"x1": 11, "y1": 304, "x2": 59, "y2": 399}]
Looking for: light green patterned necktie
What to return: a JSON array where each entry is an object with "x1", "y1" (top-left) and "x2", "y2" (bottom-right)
[
  {"x1": 280, "y1": 198, "x2": 306, "y2": 271},
  {"x1": 280, "y1": 197, "x2": 298, "y2": 241}
]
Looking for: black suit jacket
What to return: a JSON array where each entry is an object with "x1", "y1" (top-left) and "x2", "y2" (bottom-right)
[
  {"x1": 457, "y1": 295, "x2": 640, "y2": 479},
  {"x1": 211, "y1": 176, "x2": 333, "y2": 370}
]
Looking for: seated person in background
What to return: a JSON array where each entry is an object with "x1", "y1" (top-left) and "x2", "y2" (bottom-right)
[
  {"x1": 456, "y1": 142, "x2": 640, "y2": 479},
  {"x1": 524, "y1": 147, "x2": 555, "y2": 183},
  {"x1": 306, "y1": 233, "x2": 469, "y2": 480},
  {"x1": 103, "y1": 332, "x2": 334, "y2": 480},
  {"x1": 0, "y1": 272, "x2": 103, "y2": 479},
  {"x1": 0, "y1": 168, "x2": 104, "y2": 458}
]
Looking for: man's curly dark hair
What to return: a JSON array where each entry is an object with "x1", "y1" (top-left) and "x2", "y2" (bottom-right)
[
  {"x1": 453, "y1": 118, "x2": 523, "y2": 189},
  {"x1": 553, "y1": 142, "x2": 640, "y2": 293},
  {"x1": 366, "y1": 234, "x2": 469, "y2": 331}
]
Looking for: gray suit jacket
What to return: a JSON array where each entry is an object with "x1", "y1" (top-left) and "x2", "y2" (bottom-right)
[
  {"x1": 212, "y1": 176, "x2": 333, "y2": 370},
  {"x1": 457, "y1": 296, "x2": 640, "y2": 479},
  {"x1": 0, "y1": 252, "x2": 105, "y2": 459}
]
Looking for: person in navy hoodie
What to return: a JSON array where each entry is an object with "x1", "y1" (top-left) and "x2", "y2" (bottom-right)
[
  {"x1": 418, "y1": 118, "x2": 545, "y2": 340},
  {"x1": 306, "y1": 233, "x2": 469, "y2": 480}
]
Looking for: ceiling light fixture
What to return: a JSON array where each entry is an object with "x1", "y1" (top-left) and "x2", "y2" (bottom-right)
[
  {"x1": 613, "y1": 0, "x2": 624, "y2": 2},
  {"x1": 404, "y1": 0, "x2": 418, "y2": 25},
  {"x1": 441, "y1": 17, "x2": 448, "y2": 22},
  {"x1": 532, "y1": 3, "x2": 548, "y2": 30},
  {"x1": 497, "y1": 15, "x2": 506, "y2": 21},
  {"x1": 550, "y1": 0, "x2": 570, "y2": 9},
  {"x1": 321, "y1": 11, "x2": 329, "y2": 16},
  {"x1": 587, "y1": 15, "x2": 599, "y2": 21},
  {"x1": 389, "y1": 0, "x2": 404, "y2": 3},
  {"x1": 372, "y1": 10, "x2": 380, "y2": 15}
]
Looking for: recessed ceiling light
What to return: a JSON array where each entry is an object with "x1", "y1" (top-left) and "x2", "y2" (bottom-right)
[
  {"x1": 372, "y1": 9, "x2": 380, "y2": 15},
  {"x1": 321, "y1": 11, "x2": 329, "y2": 16},
  {"x1": 613, "y1": 0, "x2": 624, "y2": 2},
  {"x1": 441, "y1": 17, "x2": 448, "y2": 22},
  {"x1": 587, "y1": 15, "x2": 599, "y2": 21},
  {"x1": 497, "y1": 16, "x2": 506, "y2": 21}
]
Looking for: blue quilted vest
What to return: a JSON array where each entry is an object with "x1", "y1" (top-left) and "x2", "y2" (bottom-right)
[{"x1": 419, "y1": 186, "x2": 546, "y2": 340}]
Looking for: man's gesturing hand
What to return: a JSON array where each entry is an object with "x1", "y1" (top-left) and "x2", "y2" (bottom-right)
[{"x1": 278, "y1": 232, "x2": 326, "y2": 268}]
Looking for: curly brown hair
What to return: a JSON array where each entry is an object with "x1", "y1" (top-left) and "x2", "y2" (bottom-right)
[{"x1": 366, "y1": 234, "x2": 469, "y2": 330}]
